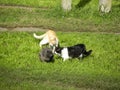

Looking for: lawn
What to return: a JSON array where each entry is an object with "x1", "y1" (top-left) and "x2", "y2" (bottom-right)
[
  {"x1": 0, "y1": 31, "x2": 120, "y2": 90},
  {"x1": 0, "y1": 0, "x2": 120, "y2": 90}
]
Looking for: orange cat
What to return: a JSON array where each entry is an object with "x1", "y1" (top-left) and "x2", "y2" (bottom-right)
[{"x1": 33, "y1": 30, "x2": 59, "y2": 52}]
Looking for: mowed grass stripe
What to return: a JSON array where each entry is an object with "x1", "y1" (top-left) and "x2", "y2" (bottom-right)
[{"x1": 0, "y1": 0, "x2": 120, "y2": 32}]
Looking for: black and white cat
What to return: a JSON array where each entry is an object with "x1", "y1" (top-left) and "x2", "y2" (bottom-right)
[{"x1": 55, "y1": 44, "x2": 92, "y2": 61}]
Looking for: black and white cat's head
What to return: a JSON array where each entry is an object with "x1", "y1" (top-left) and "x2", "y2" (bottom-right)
[{"x1": 55, "y1": 47, "x2": 63, "y2": 56}]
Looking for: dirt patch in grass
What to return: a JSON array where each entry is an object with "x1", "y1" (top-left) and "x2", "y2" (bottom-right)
[
  {"x1": 0, "y1": 27, "x2": 47, "y2": 32},
  {"x1": 0, "y1": 5, "x2": 49, "y2": 10},
  {"x1": 0, "y1": 27, "x2": 120, "y2": 35}
]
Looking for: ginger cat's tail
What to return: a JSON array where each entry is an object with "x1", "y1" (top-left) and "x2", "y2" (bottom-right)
[{"x1": 33, "y1": 33, "x2": 46, "y2": 39}]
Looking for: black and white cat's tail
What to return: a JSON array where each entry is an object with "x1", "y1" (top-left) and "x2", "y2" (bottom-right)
[{"x1": 83, "y1": 50, "x2": 92, "y2": 57}]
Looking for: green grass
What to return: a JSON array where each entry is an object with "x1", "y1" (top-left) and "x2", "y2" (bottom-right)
[
  {"x1": 0, "y1": 31, "x2": 120, "y2": 90},
  {"x1": 0, "y1": 0, "x2": 60, "y2": 8},
  {"x1": 0, "y1": 0, "x2": 120, "y2": 32},
  {"x1": 0, "y1": 0, "x2": 120, "y2": 89}
]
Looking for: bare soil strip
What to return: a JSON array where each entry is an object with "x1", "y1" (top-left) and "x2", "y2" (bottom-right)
[
  {"x1": 0, "y1": 5, "x2": 49, "y2": 10},
  {"x1": 0, "y1": 27, "x2": 120, "y2": 35},
  {"x1": 0, "y1": 27, "x2": 48, "y2": 32}
]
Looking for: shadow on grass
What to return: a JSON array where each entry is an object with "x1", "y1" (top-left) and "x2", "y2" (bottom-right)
[
  {"x1": 76, "y1": 0, "x2": 91, "y2": 8},
  {"x1": 113, "y1": 4, "x2": 120, "y2": 8}
]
